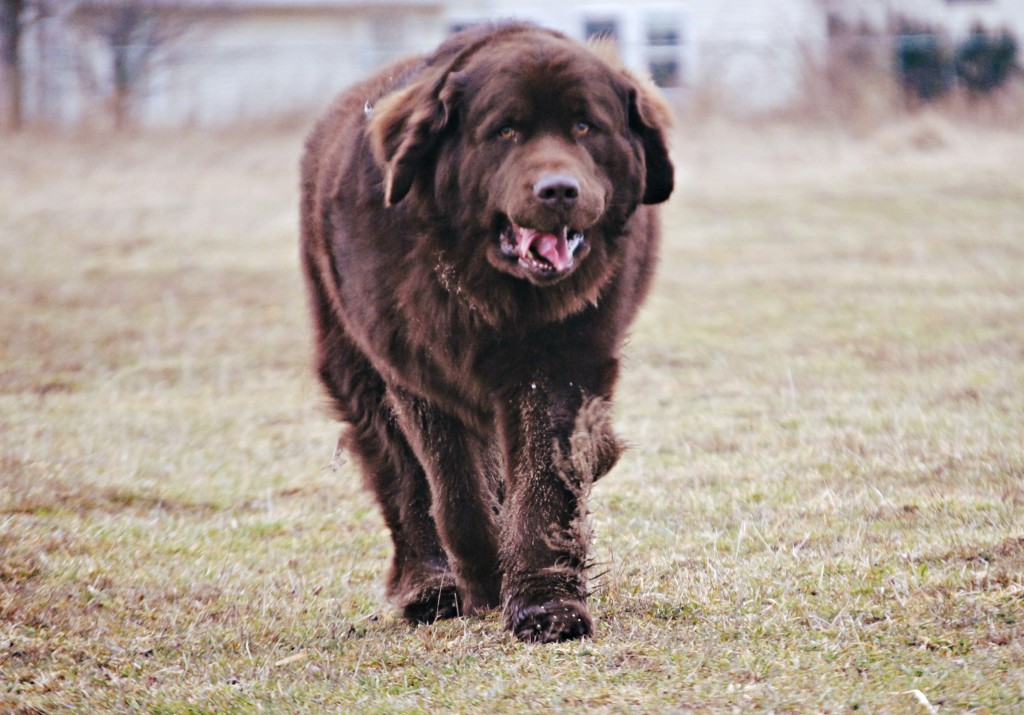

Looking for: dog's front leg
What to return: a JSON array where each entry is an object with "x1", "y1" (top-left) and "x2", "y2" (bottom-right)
[
  {"x1": 498, "y1": 378, "x2": 623, "y2": 643},
  {"x1": 389, "y1": 388, "x2": 503, "y2": 616}
]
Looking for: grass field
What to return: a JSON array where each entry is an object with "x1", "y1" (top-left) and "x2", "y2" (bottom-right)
[{"x1": 2, "y1": 115, "x2": 1022, "y2": 713}]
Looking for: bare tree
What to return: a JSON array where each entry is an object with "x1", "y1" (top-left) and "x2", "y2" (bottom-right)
[
  {"x1": 2, "y1": 1, "x2": 94, "y2": 129},
  {"x1": 76, "y1": 1, "x2": 208, "y2": 128},
  {"x1": 0, "y1": 0, "x2": 25, "y2": 129},
  {"x1": 0, "y1": 0, "x2": 43, "y2": 129}
]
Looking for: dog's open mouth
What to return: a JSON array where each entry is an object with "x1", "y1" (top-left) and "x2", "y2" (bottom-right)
[{"x1": 499, "y1": 223, "x2": 586, "y2": 276}]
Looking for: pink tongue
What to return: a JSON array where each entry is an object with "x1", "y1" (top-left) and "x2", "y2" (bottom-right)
[{"x1": 533, "y1": 232, "x2": 572, "y2": 271}]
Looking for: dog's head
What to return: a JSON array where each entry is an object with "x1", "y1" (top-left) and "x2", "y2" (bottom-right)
[{"x1": 368, "y1": 23, "x2": 673, "y2": 288}]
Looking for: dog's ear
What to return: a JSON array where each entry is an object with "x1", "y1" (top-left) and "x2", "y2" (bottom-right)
[
  {"x1": 368, "y1": 24, "x2": 546, "y2": 206},
  {"x1": 367, "y1": 69, "x2": 461, "y2": 207},
  {"x1": 625, "y1": 75, "x2": 675, "y2": 205}
]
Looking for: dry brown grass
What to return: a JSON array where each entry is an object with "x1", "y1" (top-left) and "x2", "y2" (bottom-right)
[{"x1": 1, "y1": 115, "x2": 1022, "y2": 713}]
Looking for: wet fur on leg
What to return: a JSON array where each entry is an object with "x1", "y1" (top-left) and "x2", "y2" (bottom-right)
[{"x1": 503, "y1": 398, "x2": 623, "y2": 642}]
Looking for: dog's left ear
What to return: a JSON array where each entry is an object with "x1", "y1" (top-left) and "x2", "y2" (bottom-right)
[
  {"x1": 626, "y1": 77, "x2": 675, "y2": 205},
  {"x1": 368, "y1": 70, "x2": 461, "y2": 207}
]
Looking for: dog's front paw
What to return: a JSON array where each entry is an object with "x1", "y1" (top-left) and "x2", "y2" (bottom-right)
[
  {"x1": 507, "y1": 598, "x2": 593, "y2": 643},
  {"x1": 401, "y1": 583, "x2": 462, "y2": 624}
]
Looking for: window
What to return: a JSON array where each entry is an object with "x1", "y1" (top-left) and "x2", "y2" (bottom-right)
[
  {"x1": 648, "y1": 24, "x2": 681, "y2": 47},
  {"x1": 649, "y1": 59, "x2": 681, "y2": 88},
  {"x1": 584, "y1": 19, "x2": 619, "y2": 43},
  {"x1": 646, "y1": 15, "x2": 684, "y2": 88}
]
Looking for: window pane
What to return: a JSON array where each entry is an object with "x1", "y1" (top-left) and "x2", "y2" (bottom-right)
[
  {"x1": 650, "y1": 59, "x2": 680, "y2": 87},
  {"x1": 585, "y1": 19, "x2": 619, "y2": 42},
  {"x1": 647, "y1": 16, "x2": 682, "y2": 46}
]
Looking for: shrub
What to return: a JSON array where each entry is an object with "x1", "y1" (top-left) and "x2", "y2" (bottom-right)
[
  {"x1": 894, "y1": 23, "x2": 954, "y2": 104},
  {"x1": 893, "y1": 20, "x2": 1020, "y2": 105},
  {"x1": 955, "y1": 25, "x2": 1019, "y2": 96}
]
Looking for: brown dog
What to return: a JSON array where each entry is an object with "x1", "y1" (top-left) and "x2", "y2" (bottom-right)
[{"x1": 300, "y1": 22, "x2": 673, "y2": 643}]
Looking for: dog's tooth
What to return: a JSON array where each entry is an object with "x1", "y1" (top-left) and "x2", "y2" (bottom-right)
[{"x1": 567, "y1": 233, "x2": 583, "y2": 254}]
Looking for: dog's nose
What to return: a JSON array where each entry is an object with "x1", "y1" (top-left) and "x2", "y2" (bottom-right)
[{"x1": 533, "y1": 174, "x2": 580, "y2": 207}]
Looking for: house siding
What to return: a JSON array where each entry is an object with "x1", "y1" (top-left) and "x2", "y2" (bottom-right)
[
  {"x1": 37, "y1": 0, "x2": 1024, "y2": 126},
  {"x1": 82, "y1": 7, "x2": 447, "y2": 126}
]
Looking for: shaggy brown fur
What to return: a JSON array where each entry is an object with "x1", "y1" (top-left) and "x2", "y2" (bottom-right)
[{"x1": 299, "y1": 22, "x2": 673, "y2": 643}]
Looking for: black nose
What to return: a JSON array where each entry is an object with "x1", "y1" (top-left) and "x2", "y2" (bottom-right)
[{"x1": 533, "y1": 174, "x2": 580, "y2": 207}]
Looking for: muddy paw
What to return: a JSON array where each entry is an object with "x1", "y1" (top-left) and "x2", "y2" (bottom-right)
[
  {"x1": 508, "y1": 598, "x2": 593, "y2": 643},
  {"x1": 401, "y1": 584, "x2": 462, "y2": 624}
]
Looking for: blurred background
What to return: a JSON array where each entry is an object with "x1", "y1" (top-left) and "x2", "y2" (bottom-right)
[{"x1": 1, "y1": 0, "x2": 1022, "y2": 131}]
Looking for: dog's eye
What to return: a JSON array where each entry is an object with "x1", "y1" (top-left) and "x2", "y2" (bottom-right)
[
  {"x1": 574, "y1": 122, "x2": 591, "y2": 137},
  {"x1": 498, "y1": 126, "x2": 516, "y2": 140}
]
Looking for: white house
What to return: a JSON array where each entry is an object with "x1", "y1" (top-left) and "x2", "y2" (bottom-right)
[
  {"x1": 11, "y1": 0, "x2": 837, "y2": 126},
  {"x1": 10, "y1": 0, "x2": 1022, "y2": 127},
  {"x1": 13, "y1": 0, "x2": 833, "y2": 125}
]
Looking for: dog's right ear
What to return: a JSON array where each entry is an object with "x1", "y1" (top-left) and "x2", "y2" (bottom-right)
[
  {"x1": 368, "y1": 24, "x2": 538, "y2": 206},
  {"x1": 367, "y1": 70, "x2": 461, "y2": 207},
  {"x1": 592, "y1": 40, "x2": 674, "y2": 206},
  {"x1": 627, "y1": 77, "x2": 675, "y2": 205}
]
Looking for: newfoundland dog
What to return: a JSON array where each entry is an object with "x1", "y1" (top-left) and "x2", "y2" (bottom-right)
[{"x1": 300, "y1": 22, "x2": 673, "y2": 643}]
